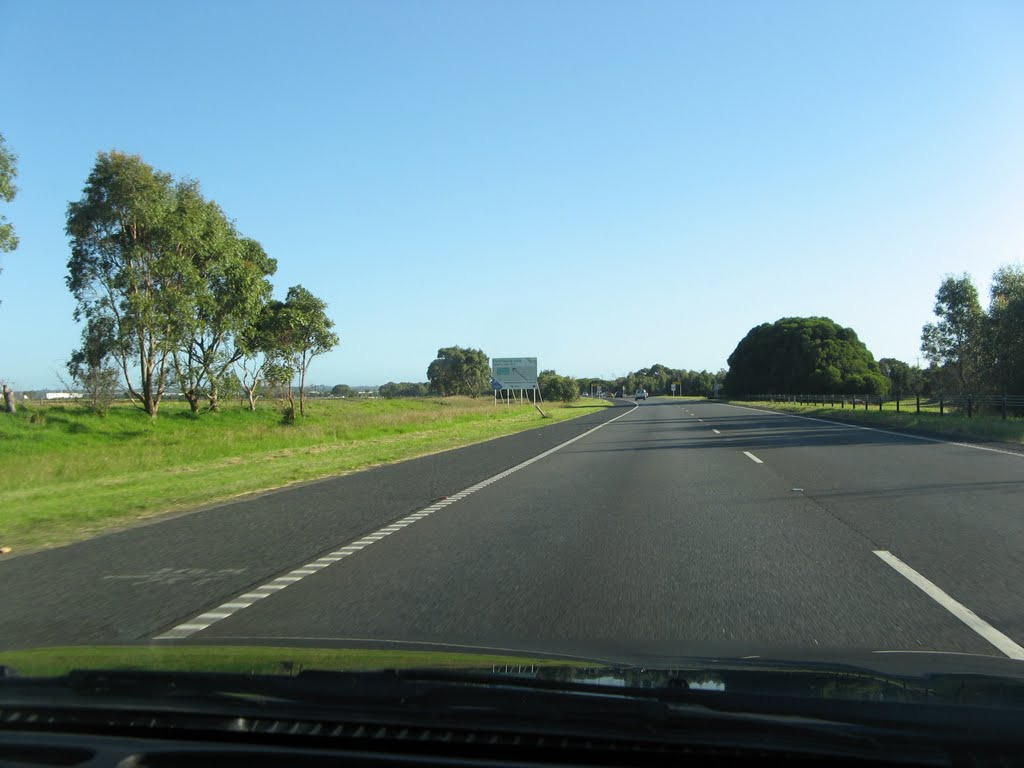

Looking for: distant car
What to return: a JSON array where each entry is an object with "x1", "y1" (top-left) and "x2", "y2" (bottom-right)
[{"x1": 635, "y1": 389, "x2": 648, "y2": 400}]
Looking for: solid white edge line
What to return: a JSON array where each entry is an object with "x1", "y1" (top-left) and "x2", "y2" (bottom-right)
[
  {"x1": 743, "y1": 451, "x2": 764, "y2": 464},
  {"x1": 718, "y1": 401, "x2": 1024, "y2": 458},
  {"x1": 873, "y1": 550, "x2": 1024, "y2": 660},
  {"x1": 154, "y1": 402, "x2": 641, "y2": 641}
]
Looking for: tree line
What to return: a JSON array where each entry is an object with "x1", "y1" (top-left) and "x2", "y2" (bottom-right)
[
  {"x1": 64, "y1": 150, "x2": 338, "y2": 420},
  {"x1": 580, "y1": 365, "x2": 726, "y2": 398},
  {"x1": 919, "y1": 269, "x2": 1024, "y2": 395},
  {"x1": 720, "y1": 266, "x2": 1024, "y2": 399},
  {"x1": 374, "y1": 347, "x2": 587, "y2": 403},
  {"x1": 415, "y1": 349, "x2": 728, "y2": 402}
]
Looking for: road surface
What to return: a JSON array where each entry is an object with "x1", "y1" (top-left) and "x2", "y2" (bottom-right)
[{"x1": 3, "y1": 398, "x2": 1024, "y2": 662}]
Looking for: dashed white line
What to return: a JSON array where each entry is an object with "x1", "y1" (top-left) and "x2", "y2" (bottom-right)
[
  {"x1": 712, "y1": 429, "x2": 721, "y2": 435},
  {"x1": 155, "y1": 403, "x2": 640, "y2": 641},
  {"x1": 743, "y1": 451, "x2": 764, "y2": 464},
  {"x1": 874, "y1": 550, "x2": 1024, "y2": 660}
]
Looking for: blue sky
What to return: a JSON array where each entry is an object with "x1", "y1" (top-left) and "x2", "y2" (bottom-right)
[{"x1": 3, "y1": 0, "x2": 1023, "y2": 388}]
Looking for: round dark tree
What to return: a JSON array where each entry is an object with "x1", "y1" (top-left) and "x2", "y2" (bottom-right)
[{"x1": 724, "y1": 317, "x2": 889, "y2": 396}]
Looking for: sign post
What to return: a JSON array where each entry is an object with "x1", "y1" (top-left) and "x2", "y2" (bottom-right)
[{"x1": 671, "y1": 383, "x2": 677, "y2": 396}]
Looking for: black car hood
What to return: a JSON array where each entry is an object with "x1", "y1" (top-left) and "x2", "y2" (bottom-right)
[{"x1": 3, "y1": 639, "x2": 1024, "y2": 705}]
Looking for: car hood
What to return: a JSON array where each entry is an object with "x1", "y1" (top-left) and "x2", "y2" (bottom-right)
[{"x1": 2, "y1": 640, "x2": 1024, "y2": 707}]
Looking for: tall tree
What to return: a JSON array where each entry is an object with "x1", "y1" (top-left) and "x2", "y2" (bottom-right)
[
  {"x1": 0, "y1": 138, "x2": 16, "y2": 407},
  {"x1": 168, "y1": 182, "x2": 237, "y2": 413},
  {"x1": 172, "y1": 182, "x2": 276, "y2": 414},
  {"x1": 986, "y1": 265, "x2": 1024, "y2": 393},
  {"x1": 427, "y1": 346, "x2": 490, "y2": 397},
  {"x1": 0, "y1": 132, "x2": 17, "y2": 255},
  {"x1": 66, "y1": 315, "x2": 121, "y2": 416},
  {"x1": 233, "y1": 304, "x2": 295, "y2": 412},
  {"x1": 877, "y1": 358, "x2": 920, "y2": 396},
  {"x1": 235, "y1": 300, "x2": 283, "y2": 412},
  {"x1": 265, "y1": 285, "x2": 339, "y2": 419},
  {"x1": 66, "y1": 151, "x2": 196, "y2": 417},
  {"x1": 920, "y1": 274, "x2": 986, "y2": 393},
  {"x1": 725, "y1": 317, "x2": 888, "y2": 395},
  {"x1": 66, "y1": 151, "x2": 275, "y2": 417}
]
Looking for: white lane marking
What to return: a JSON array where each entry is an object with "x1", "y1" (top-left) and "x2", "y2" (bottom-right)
[
  {"x1": 712, "y1": 429, "x2": 721, "y2": 435},
  {"x1": 717, "y1": 402, "x2": 1024, "y2": 458},
  {"x1": 873, "y1": 550, "x2": 1024, "y2": 660},
  {"x1": 155, "y1": 402, "x2": 641, "y2": 641},
  {"x1": 743, "y1": 451, "x2": 764, "y2": 464}
]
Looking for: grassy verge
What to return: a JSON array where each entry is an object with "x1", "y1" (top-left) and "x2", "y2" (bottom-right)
[
  {"x1": 1, "y1": 397, "x2": 610, "y2": 553},
  {"x1": 725, "y1": 399, "x2": 1024, "y2": 444}
]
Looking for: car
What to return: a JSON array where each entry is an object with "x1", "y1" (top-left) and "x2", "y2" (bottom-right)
[{"x1": 635, "y1": 389, "x2": 648, "y2": 400}]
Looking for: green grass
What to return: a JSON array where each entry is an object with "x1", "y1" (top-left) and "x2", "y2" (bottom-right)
[
  {"x1": 728, "y1": 399, "x2": 1024, "y2": 443},
  {"x1": 0, "y1": 644, "x2": 587, "y2": 677},
  {"x1": 0, "y1": 397, "x2": 610, "y2": 553}
]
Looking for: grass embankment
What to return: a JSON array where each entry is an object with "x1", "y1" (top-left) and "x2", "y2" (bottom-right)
[
  {"x1": 1, "y1": 397, "x2": 610, "y2": 553},
  {"x1": 726, "y1": 399, "x2": 1024, "y2": 444}
]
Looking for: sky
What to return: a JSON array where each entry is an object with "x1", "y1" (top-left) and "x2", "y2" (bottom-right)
[{"x1": 2, "y1": 0, "x2": 1023, "y2": 389}]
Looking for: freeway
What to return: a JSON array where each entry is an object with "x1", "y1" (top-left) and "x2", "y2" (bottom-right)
[{"x1": 3, "y1": 397, "x2": 1024, "y2": 661}]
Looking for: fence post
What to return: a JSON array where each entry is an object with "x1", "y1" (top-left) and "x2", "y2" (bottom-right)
[
  {"x1": 878, "y1": 396, "x2": 883, "y2": 412},
  {"x1": 967, "y1": 395, "x2": 973, "y2": 418},
  {"x1": 864, "y1": 395, "x2": 868, "y2": 411},
  {"x1": 841, "y1": 396, "x2": 845, "y2": 409},
  {"x1": 916, "y1": 395, "x2": 920, "y2": 414},
  {"x1": 939, "y1": 397, "x2": 944, "y2": 415},
  {"x1": 896, "y1": 397, "x2": 900, "y2": 413},
  {"x1": 1003, "y1": 396, "x2": 1007, "y2": 420}
]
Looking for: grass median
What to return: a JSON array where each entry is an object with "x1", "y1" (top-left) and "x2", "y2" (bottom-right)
[
  {"x1": 1, "y1": 396, "x2": 611, "y2": 553},
  {"x1": 725, "y1": 399, "x2": 1024, "y2": 444}
]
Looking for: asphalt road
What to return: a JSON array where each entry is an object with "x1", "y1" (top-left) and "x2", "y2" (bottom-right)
[{"x1": 4, "y1": 397, "x2": 1024, "y2": 662}]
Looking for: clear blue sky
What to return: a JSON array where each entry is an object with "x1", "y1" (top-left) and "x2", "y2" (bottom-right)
[{"x1": 3, "y1": 0, "x2": 1023, "y2": 388}]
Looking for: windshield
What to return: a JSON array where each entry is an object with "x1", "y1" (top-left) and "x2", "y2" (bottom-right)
[{"x1": 3, "y1": 0, "x2": 1024, "y2": 703}]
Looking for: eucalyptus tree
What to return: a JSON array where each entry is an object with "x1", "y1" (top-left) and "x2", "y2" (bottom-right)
[{"x1": 66, "y1": 151, "x2": 276, "y2": 416}]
